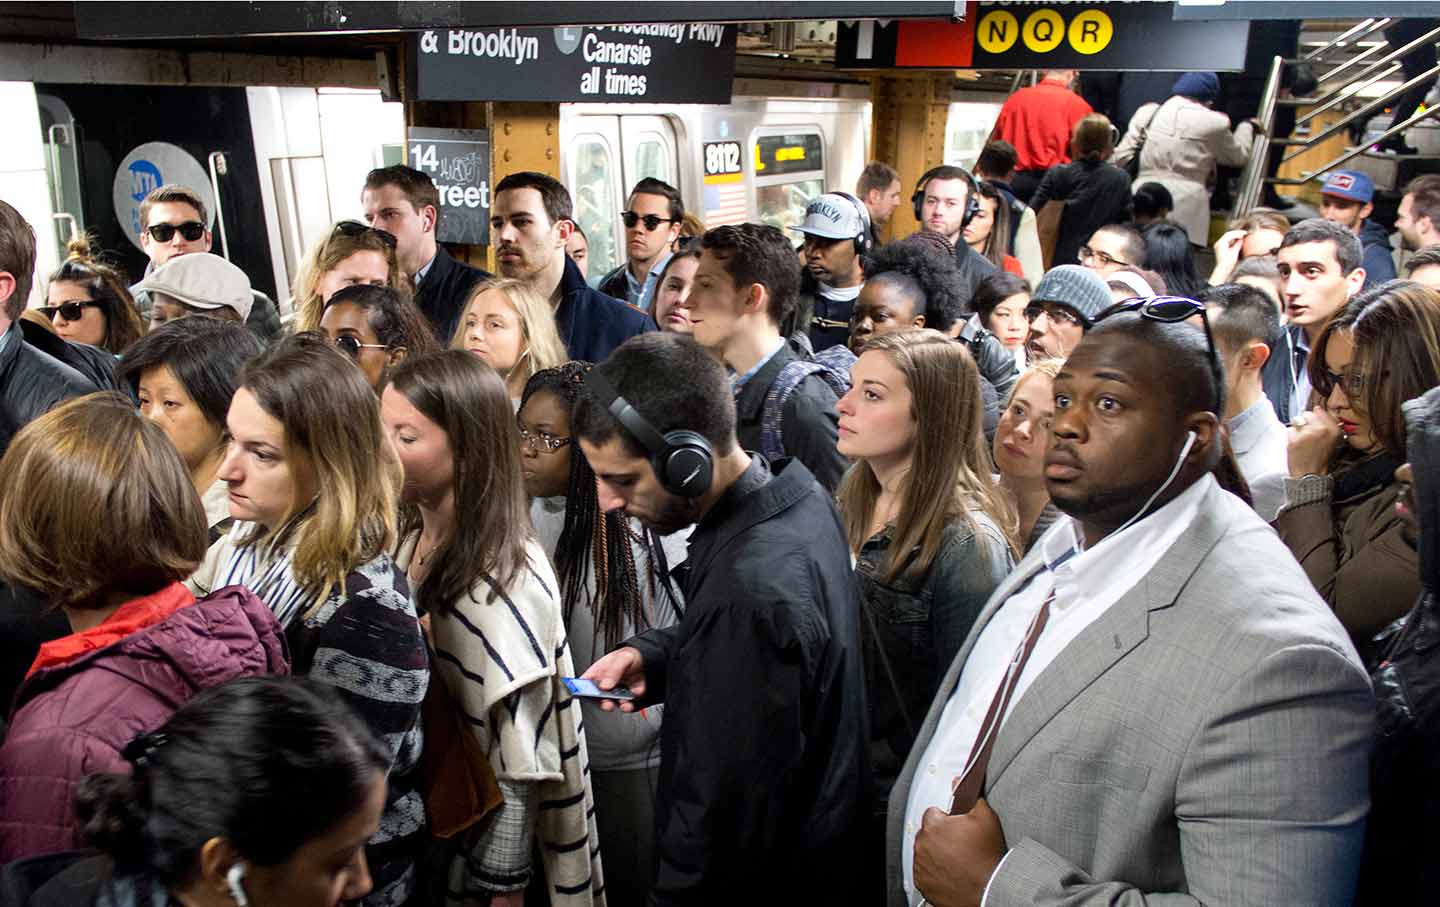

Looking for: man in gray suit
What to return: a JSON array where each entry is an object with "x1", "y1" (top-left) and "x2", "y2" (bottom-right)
[{"x1": 889, "y1": 305, "x2": 1374, "y2": 906}]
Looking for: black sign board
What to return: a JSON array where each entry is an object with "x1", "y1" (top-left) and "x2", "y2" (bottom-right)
[
  {"x1": 407, "y1": 127, "x2": 490, "y2": 246},
  {"x1": 1173, "y1": 1, "x2": 1415, "y2": 19},
  {"x1": 75, "y1": 2, "x2": 962, "y2": 39},
  {"x1": 837, "y1": 2, "x2": 1249, "y2": 72},
  {"x1": 408, "y1": 24, "x2": 737, "y2": 103}
]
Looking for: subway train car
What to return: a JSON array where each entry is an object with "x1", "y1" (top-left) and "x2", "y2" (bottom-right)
[
  {"x1": 560, "y1": 96, "x2": 871, "y2": 279},
  {"x1": 16, "y1": 76, "x2": 1003, "y2": 311}
]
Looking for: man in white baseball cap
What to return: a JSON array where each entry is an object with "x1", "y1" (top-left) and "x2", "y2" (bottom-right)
[
  {"x1": 791, "y1": 192, "x2": 870, "y2": 352},
  {"x1": 133, "y1": 252, "x2": 253, "y2": 331}
]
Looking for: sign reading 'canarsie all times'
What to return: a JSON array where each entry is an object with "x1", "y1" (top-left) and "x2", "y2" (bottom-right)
[{"x1": 409, "y1": 24, "x2": 737, "y2": 103}]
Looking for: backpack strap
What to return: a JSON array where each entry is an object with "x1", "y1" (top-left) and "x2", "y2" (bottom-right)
[{"x1": 761, "y1": 360, "x2": 827, "y2": 463}]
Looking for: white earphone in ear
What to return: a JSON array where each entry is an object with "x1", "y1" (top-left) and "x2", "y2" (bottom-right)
[{"x1": 226, "y1": 862, "x2": 249, "y2": 907}]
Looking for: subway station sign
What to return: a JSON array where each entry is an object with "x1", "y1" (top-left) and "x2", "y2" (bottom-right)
[
  {"x1": 836, "y1": 2, "x2": 1249, "y2": 72},
  {"x1": 407, "y1": 127, "x2": 490, "y2": 246},
  {"x1": 409, "y1": 24, "x2": 737, "y2": 103}
]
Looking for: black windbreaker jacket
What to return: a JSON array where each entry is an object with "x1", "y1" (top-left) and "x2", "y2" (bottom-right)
[{"x1": 627, "y1": 457, "x2": 870, "y2": 905}]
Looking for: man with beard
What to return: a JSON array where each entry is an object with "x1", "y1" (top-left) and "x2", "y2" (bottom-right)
[
  {"x1": 793, "y1": 192, "x2": 869, "y2": 352},
  {"x1": 913, "y1": 166, "x2": 1000, "y2": 297},
  {"x1": 1396, "y1": 174, "x2": 1440, "y2": 254},
  {"x1": 575, "y1": 331, "x2": 868, "y2": 906},
  {"x1": 490, "y1": 171, "x2": 652, "y2": 361},
  {"x1": 1318, "y1": 170, "x2": 1396, "y2": 287},
  {"x1": 890, "y1": 304, "x2": 1373, "y2": 907}
]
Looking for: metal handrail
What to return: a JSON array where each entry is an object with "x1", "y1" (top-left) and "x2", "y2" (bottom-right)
[
  {"x1": 1290, "y1": 103, "x2": 1440, "y2": 186},
  {"x1": 1314, "y1": 37, "x2": 1389, "y2": 87},
  {"x1": 1280, "y1": 61, "x2": 1440, "y2": 164},
  {"x1": 1297, "y1": 63, "x2": 1402, "y2": 128},
  {"x1": 1301, "y1": 19, "x2": 1379, "y2": 62},
  {"x1": 1234, "y1": 55, "x2": 1284, "y2": 216},
  {"x1": 1297, "y1": 23, "x2": 1440, "y2": 127}
]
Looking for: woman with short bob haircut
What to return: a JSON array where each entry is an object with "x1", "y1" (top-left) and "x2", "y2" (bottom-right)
[
  {"x1": 190, "y1": 333, "x2": 427, "y2": 905},
  {"x1": 292, "y1": 220, "x2": 413, "y2": 333},
  {"x1": 318, "y1": 284, "x2": 439, "y2": 393},
  {"x1": 1278, "y1": 280, "x2": 1440, "y2": 663},
  {"x1": 451, "y1": 277, "x2": 568, "y2": 401},
  {"x1": 0, "y1": 393, "x2": 286, "y2": 863},
  {"x1": 833, "y1": 329, "x2": 1016, "y2": 897},
  {"x1": 119, "y1": 317, "x2": 263, "y2": 538},
  {"x1": 382, "y1": 351, "x2": 606, "y2": 904},
  {"x1": 0, "y1": 677, "x2": 389, "y2": 906}
]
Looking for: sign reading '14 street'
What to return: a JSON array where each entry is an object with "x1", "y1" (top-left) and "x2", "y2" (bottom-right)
[{"x1": 409, "y1": 24, "x2": 737, "y2": 104}]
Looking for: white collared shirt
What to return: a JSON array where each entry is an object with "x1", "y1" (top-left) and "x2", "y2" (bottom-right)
[
  {"x1": 901, "y1": 474, "x2": 1217, "y2": 904},
  {"x1": 1228, "y1": 396, "x2": 1289, "y2": 521}
]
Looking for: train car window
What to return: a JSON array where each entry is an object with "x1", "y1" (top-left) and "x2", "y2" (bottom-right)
[
  {"x1": 751, "y1": 128, "x2": 826, "y2": 235},
  {"x1": 634, "y1": 136, "x2": 671, "y2": 185},
  {"x1": 944, "y1": 101, "x2": 1004, "y2": 170},
  {"x1": 754, "y1": 134, "x2": 824, "y2": 177},
  {"x1": 572, "y1": 136, "x2": 621, "y2": 279}
]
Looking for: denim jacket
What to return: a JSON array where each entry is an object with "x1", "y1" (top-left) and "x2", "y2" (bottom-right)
[{"x1": 855, "y1": 512, "x2": 1013, "y2": 804}]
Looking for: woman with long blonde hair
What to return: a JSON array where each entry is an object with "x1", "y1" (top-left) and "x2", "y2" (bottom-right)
[
  {"x1": 451, "y1": 276, "x2": 568, "y2": 401},
  {"x1": 834, "y1": 328, "x2": 1016, "y2": 899},
  {"x1": 187, "y1": 332, "x2": 427, "y2": 906},
  {"x1": 291, "y1": 220, "x2": 413, "y2": 332}
]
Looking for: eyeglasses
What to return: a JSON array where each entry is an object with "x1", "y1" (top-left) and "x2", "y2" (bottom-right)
[
  {"x1": 1095, "y1": 295, "x2": 1224, "y2": 409},
  {"x1": 1078, "y1": 245, "x2": 1130, "y2": 269},
  {"x1": 1319, "y1": 369, "x2": 1365, "y2": 398},
  {"x1": 146, "y1": 221, "x2": 206, "y2": 243},
  {"x1": 332, "y1": 220, "x2": 397, "y2": 250},
  {"x1": 1025, "y1": 302, "x2": 1083, "y2": 326},
  {"x1": 517, "y1": 424, "x2": 572, "y2": 453},
  {"x1": 39, "y1": 300, "x2": 98, "y2": 322},
  {"x1": 621, "y1": 212, "x2": 676, "y2": 232},
  {"x1": 332, "y1": 335, "x2": 388, "y2": 359}
]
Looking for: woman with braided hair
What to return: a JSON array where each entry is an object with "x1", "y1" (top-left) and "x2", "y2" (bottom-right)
[{"x1": 518, "y1": 361, "x2": 688, "y2": 907}]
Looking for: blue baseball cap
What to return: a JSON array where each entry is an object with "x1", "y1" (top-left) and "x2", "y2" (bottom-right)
[{"x1": 1321, "y1": 170, "x2": 1374, "y2": 204}]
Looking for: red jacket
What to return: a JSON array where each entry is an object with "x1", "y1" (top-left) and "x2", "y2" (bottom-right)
[
  {"x1": 991, "y1": 77, "x2": 1094, "y2": 172},
  {"x1": 0, "y1": 584, "x2": 288, "y2": 863}
]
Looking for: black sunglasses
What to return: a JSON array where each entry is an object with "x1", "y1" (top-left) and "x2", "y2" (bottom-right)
[
  {"x1": 332, "y1": 335, "x2": 388, "y2": 359},
  {"x1": 1095, "y1": 295, "x2": 1224, "y2": 410},
  {"x1": 39, "y1": 300, "x2": 98, "y2": 322},
  {"x1": 332, "y1": 220, "x2": 398, "y2": 250},
  {"x1": 621, "y1": 211, "x2": 675, "y2": 232},
  {"x1": 146, "y1": 221, "x2": 206, "y2": 243}
]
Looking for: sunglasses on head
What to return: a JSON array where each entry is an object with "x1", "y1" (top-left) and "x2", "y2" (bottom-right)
[
  {"x1": 621, "y1": 211, "x2": 675, "y2": 232},
  {"x1": 146, "y1": 221, "x2": 206, "y2": 243},
  {"x1": 332, "y1": 220, "x2": 398, "y2": 250},
  {"x1": 39, "y1": 300, "x2": 98, "y2": 322},
  {"x1": 332, "y1": 335, "x2": 388, "y2": 359},
  {"x1": 1095, "y1": 295, "x2": 1224, "y2": 409}
]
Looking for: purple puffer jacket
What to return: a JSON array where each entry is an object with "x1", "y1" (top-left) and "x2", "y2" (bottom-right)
[{"x1": 0, "y1": 585, "x2": 289, "y2": 863}]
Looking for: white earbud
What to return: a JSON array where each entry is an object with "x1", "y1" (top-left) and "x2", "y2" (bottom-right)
[
  {"x1": 1110, "y1": 430, "x2": 1199, "y2": 538},
  {"x1": 226, "y1": 862, "x2": 249, "y2": 907}
]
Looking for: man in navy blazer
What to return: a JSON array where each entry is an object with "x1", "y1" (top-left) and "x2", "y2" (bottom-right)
[{"x1": 492, "y1": 171, "x2": 652, "y2": 363}]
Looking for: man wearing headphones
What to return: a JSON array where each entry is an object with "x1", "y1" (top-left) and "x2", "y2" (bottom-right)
[
  {"x1": 574, "y1": 331, "x2": 868, "y2": 906},
  {"x1": 793, "y1": 192, "x2": 870, "y2": 352},
  {"x1": 913, "y1": 166, "x2": 1001, "y2": 299}
]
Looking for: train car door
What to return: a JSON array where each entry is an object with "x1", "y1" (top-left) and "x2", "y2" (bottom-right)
[
  {"x1": 751, "y1": 126, "x2": 826, "y2": 235},
  {"x1": 565, "y1": 114, "x2": 680, "y2": 283}
]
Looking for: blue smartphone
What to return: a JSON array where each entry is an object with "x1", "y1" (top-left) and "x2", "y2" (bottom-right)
[{"x1": 563, "y1": 677, "x2": 637, "y2": 701}]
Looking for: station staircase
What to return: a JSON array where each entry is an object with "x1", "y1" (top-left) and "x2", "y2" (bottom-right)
[{"x1": 1235, "y1": 17, "x2": 1440, "y2": 218}]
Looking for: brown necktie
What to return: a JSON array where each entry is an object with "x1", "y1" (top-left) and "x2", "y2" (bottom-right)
[{"x1": 948, "y1": 591, "x2": 1054, "y2": 815}]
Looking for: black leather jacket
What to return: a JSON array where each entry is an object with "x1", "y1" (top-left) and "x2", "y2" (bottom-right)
[
  {"x1": 0, "y1": 322, "x2": 98, "y2": 456},
  {"x1": 1357, "y1": 385, "x2": 1440, "y2": 906}
]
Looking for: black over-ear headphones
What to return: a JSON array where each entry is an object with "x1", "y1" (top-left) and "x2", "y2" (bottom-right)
[
  {"x1": 831, "y1": 190, "x2": 873, "y2": 257},
  {"x1": 586, "y1": 370, "x2": 714, "y2": 498},
  {"x1": 911, "y1": 165, "x2": 981, "y2": 230}
]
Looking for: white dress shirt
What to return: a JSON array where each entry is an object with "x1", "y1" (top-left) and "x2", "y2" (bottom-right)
[
  {"x1": 901, "y1": 474, "x2": 1217, "y2": 904},
  {"x1": 1228, "y1": 396, "x2": 1289, "y2": 521}
]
